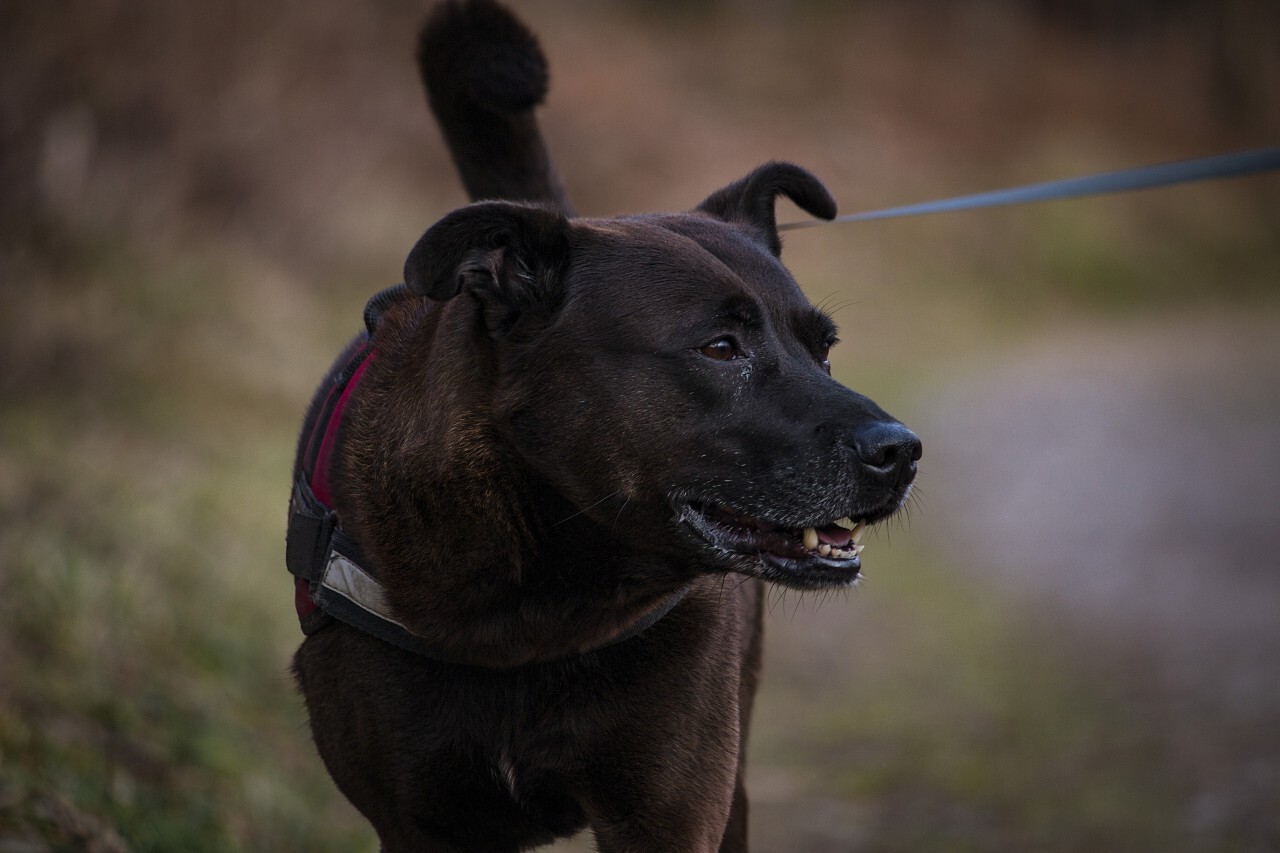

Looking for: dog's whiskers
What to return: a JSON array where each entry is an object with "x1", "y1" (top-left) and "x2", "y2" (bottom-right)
[
  {"x1": 552, "y1": 490, "x2": 622, "y2": 527},
  {"x1": 814, "y1": 294, "x2": 858, "y2": 318},
  {"x1": 610, "y1": 496, "x2": 632, "y2": 532}
]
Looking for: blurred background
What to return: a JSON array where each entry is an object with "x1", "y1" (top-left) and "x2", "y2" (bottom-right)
[{"x1": 2, "y1": 1, "x2": 1278, "y2": 850}]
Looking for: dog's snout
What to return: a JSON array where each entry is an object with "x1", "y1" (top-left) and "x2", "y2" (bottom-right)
[{"x1": 849, "y1": 422, "x2": 922, "y2": 483}]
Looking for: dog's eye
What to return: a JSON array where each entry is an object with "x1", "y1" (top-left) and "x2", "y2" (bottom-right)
[
  {"x1": 699, "y1": 338, "x2": 738, "y2": 361},
  {"x1": 818, "y1": 343, "x2": 832, "y2": 374}
]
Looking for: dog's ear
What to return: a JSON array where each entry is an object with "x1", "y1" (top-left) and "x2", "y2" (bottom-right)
[
  {"x1": 696, "y1": 161, "x2": 837, "y2": 255},
  {"x1": 404, "y1": 201, "x2": 571, "y2": 333}
]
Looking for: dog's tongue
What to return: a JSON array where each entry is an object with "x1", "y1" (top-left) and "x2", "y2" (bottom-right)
[{"x1": 816, "y1": 525, "x2": 852, "y2": 547}]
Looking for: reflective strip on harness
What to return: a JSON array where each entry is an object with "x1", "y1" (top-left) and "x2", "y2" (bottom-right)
[{"x1": 320, "y1": 550, "x2": 407, "y2": 632}]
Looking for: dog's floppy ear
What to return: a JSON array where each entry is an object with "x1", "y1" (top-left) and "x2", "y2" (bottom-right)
[
  {"x1": 404, "y1": 201, "x2": 570, "y2": 331},
  {"x1": 696, "y1": 161, "x2": 837, "y2": 255}
]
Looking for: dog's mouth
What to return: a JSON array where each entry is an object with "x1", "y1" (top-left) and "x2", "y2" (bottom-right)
[{"x1": 680, "y1": 501, "x2": 873, "y2": 587}]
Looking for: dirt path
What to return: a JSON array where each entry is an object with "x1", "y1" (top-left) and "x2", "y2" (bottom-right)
[
  {"x1": 920, "y1": 307, "x2": 1280, "y2": 713},
  {"x1": 913, "y1": 306, "x2": 1280, "y2": 843}
]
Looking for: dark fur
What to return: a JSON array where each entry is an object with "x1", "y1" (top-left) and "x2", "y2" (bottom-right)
[
  {"x1": 292, "y1": 2, "x2": 919, "y2": 850},
  {"x1": 416, "y1": 0, "x2": 574, "y2": 214}
]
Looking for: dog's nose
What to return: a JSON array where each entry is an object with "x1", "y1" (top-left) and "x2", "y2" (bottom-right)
[{"x1": 849, "y1": 422, "x2": 922, "y2": 484}]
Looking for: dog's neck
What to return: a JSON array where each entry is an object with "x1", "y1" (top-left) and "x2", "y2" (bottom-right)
[{"x1": 330, "y1": 297, "x2": 692, "y2": 667}]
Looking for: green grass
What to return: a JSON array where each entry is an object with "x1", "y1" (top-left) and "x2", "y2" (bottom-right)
[{"x1": 0, "y1": 235, "x2": 376, "y2": 851}]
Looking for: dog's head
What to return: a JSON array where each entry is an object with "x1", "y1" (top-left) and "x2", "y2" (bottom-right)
[{"x1": 402, "y1": 162, "x2": 919, "y2": 590}]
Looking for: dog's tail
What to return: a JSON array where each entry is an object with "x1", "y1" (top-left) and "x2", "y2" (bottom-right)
[{"x1": 417, "y1": 0, "x2": 575, "y2": 215}]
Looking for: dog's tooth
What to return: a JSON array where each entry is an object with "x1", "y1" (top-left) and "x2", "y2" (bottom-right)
[
  {"x1": 818, "y1": 544, "x2": 832, "y2": 556},
  {"x1": 855, "y1": 543, "x2": 866, "y2": 554},
  {"x1": 834, "y1": 517, "x2": 856, "y2": 530},
  {"x1": 802, "y1": 527, "x2": 818, "y2": 550},
  {"x1": 850, "y1": 520, "x2": 865, "y2": 544}
]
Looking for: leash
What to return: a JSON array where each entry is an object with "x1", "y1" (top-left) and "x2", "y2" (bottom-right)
[{"x1": 779, "y1": 145, "x2": 1280, "y2": 230}]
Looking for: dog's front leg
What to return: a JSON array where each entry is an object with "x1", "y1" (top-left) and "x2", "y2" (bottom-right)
[
  {"x1": 718, "y1": 779, "x2": 749, "y2": 853},
  {"x1": 587, "y1": 761, "x2": 740, "y2": 853},
  {"x1": 580, "y1": 679, "x2": 745, "y2": 851}
]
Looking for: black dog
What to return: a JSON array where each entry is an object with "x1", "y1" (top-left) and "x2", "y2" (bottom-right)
[{"x1": 287, "y1": 2, "x2": 920, "y2": 850}]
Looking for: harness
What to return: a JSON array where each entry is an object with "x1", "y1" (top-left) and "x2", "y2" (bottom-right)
[{"x1": 285, "y1": 285, "x2": 686, "y2": 666}]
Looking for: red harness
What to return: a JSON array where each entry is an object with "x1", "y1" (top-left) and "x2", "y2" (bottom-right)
[
  {"x1": 289, "y1": 335, "x2": 375, "y2": 623},
  {"x1": 286, "y1": 284, "x2": 423, "y2": 649}
]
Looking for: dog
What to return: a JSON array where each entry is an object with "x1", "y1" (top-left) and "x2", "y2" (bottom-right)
[{"x1": 286, "y1": 2, "x2": 920, "y2": 850}]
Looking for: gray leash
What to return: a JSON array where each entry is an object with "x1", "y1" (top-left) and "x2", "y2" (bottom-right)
[{"x1": 779, "y1": 146, "x2": 1280, "y2": 230}]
